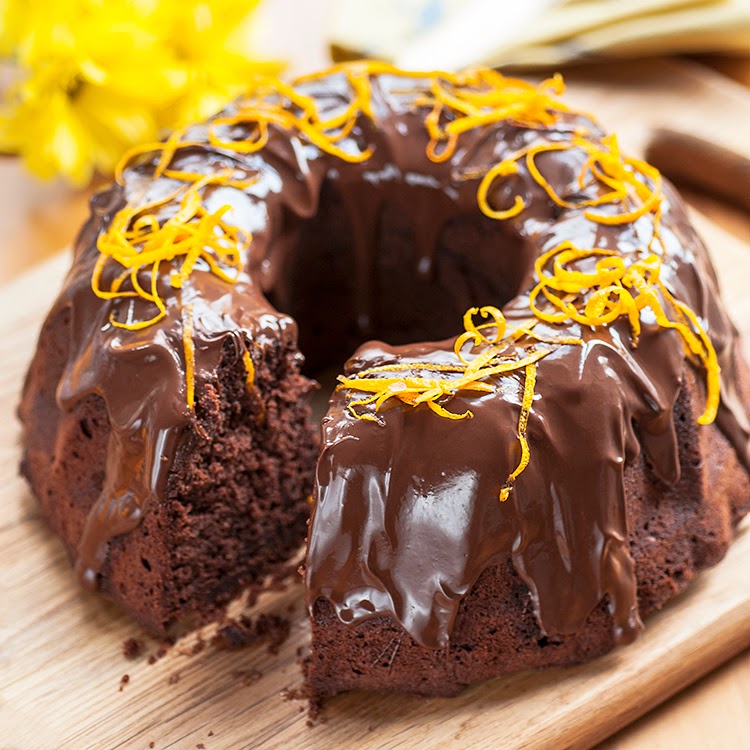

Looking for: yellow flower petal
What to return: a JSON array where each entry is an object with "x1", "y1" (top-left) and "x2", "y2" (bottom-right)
[{"x1": 0, "y1": 0, "x2": 283, "y2": 184}]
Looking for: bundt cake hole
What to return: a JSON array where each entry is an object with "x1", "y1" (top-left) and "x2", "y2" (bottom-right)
[{"x1": 266, "y1": 179, "x2": 534, "y2": 378}]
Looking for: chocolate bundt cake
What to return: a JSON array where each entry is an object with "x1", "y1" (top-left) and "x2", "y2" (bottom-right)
[{"x1": 19, "y1": 63, "x2": 750, "y2": 696}]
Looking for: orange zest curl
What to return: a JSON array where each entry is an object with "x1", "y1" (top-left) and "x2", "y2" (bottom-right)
[
  {"x1": 93, "y1": 171, "x2": 249, "y2": 331},
  {"x1": 499, "y1": 362, "x2": 537, "y2": 502},
  {"x1": 182, "y1": 303, "x2": 196, "y2": 411},
  {"x1": 242, "y1": 349, "x2": 256, "y2": 388},
  {"x1": 415, "y1": 70, "x2": 571, "y2": 164},
  {"x1": 530, "y1": 242, "x2": 720, "y2": 424},
  {"x1": 478, "y1": 134, "x2": 664, "y2": 244},
  {"x1": 338, "y1": 305, "x2": 582, "y2": 499},
  {"x1": 477, "y1": 160, "x2": 526, "y2": 220},
  {"x1": 207, "y1": 71, "x2": 379, "y2": 163}
]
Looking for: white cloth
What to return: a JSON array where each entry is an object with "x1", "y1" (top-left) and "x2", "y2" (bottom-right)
[{"x1": 328, "y1": 0, "x2": 750, "y2": 71}]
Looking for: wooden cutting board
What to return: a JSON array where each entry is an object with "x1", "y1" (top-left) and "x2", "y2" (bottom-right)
[{"x1": 2, "y1": 60, "x2": 750, "y2": 750}]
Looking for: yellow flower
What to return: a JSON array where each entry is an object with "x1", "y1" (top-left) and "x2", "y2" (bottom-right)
[{"x1": 0, "y1": 0, "x2": 282, "y2": 185}]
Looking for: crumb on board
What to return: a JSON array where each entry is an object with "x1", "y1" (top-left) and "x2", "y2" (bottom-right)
[
  {"x1": 122, "y1": 638, "x2": 144, "y2": 659},
  {"x1": 211, "y1": 613, "x2": 290, "y2": 654},
  {"x1": 191, "y1": 636, "x2": 206, "y2": 655},
  {"x1": 255, "y1": 614, "x2": 290, "y2": 655},
  {"x1": 282, "y1": 685, "x2": 322, "y2": 726},
  {"x1": 212, "y1": 616, "x2": 257, "y2": 650},
  {"x1": 147, "y1": 641, "x2": 173, "y2": 665}
]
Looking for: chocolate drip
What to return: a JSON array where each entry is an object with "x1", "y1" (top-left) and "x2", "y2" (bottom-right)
[
  {"x1": 54, "y1": 173, "x2": 301, "y2": 587},
  {"x1": 44, "y1": 69, "x2": 750, "y2": 645}
]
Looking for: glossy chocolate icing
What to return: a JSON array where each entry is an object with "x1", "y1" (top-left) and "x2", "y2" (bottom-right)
[
  {"x1": 46, "y1": 68, "x2": 749, "y2": 650},
  {"x1": 300, "y1": 73, "x2": 750, "y2": 648}
]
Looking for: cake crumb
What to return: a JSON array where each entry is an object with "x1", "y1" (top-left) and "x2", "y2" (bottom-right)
[
  {"x1": 245, "y1": 585, "x2": 261, "y2": 609},
  {"x1": 149, "y1": 743, "x2": 155, "y2": 749},
  {"x1": 196, "y1": 744, "x2": 205, "y2": 749},
  {"x1": 282, "y1": 685, "x2": 322, "y2": 726},
  {"x1": 118, "y1": 674, "x2": 130, "y2": 692},
  {"x1": 168, "y1": 673, "x2": 181, "y2": 685},
  {"x1": 207, "y1": 731, "x2": 214, "y2": 737},
  {"x1": 212, "y1": 612, "x2": 291, "y2": 654},
  {"x1": 122, "y1": 638, "x2": 144, "y2": 659},
  {"x1": 191, "y1": 635, "x2": 206, "y2": 655},
  {"x1": 212, "y1": 616, "x2": 258, "y2": 650},
  {"x1": 147, "y1": 642, "x2": 173, "y2": 665},
  {"x1": 255, "y1": 614, "x2": 290, "y2": 655}
]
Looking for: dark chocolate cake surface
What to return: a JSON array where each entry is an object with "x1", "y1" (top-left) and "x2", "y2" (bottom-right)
[{"x1": 19, "y1": 63, "x2": 750, "y2": 686}]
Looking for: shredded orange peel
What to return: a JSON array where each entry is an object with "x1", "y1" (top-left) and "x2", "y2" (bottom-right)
[
  {"x1": 208, "y1": 78, "x2": 372, "y2": 163},
  {"x1": 182, "y1": 303, "x2": 196, "y2": 411},
  {"x1": 337, "y1": 306, "x2": 581, "y2": 500},
  {"x1": 242, "y1": 349, "x2": 256, "y2": 388},
  {"x1": 91, "y1": 61, "x2": 721, "y2": 495},
  {"x1": 337, "y1": 308, "x2": 554, "y2": 422},
  {"x1": 499, "y1": 362, "x2": 537, "y2": 503},
  {"x1": 295, "y1": 62, "x2": 573, "y2": 163},
  {"x1": 530, "y1": 243, "x2": 719, "y2": 424},
  {"x1": 477, "y1": 134, "x2": 664, "y2": 250},
  {"x1": 410, "y1": 68, "x2": 571, "y2": 162},
  {"x1": 93, "y1": 168, "x2": 256, "y2": 400},
  {"x1": 93, "y1": 171, "x2": 250, "y2": 330}
]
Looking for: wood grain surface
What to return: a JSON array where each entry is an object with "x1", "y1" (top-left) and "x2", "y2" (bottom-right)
[{"x1": 1, "y1": 57, "x2": 750, "y2": 750}]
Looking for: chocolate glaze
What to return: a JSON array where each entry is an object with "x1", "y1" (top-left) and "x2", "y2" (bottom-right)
[
  {"x1": 44, "y1": 69, "x2": 750, "y2": 648},
  {"x1": 301, "y1": 73, "x2": 750, "y2": 649}
]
